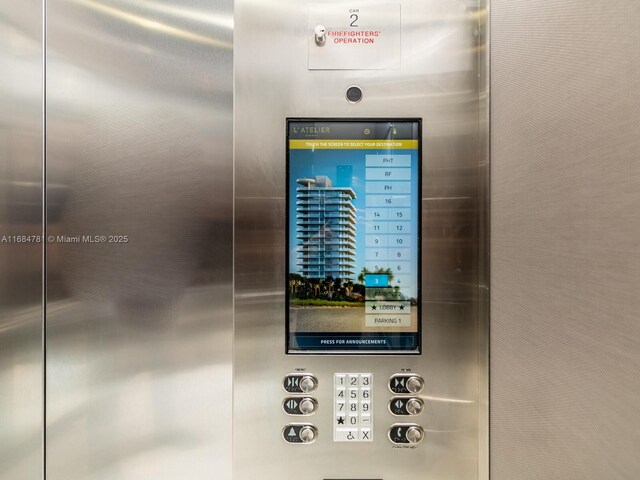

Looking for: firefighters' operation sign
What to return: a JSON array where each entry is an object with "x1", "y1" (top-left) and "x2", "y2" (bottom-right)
[{"x1": 308, "y1": 4, "x2": 401, "y2": 70}]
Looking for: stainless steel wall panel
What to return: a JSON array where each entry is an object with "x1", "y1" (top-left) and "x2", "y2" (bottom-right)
[
  {"x1": 234, "y1": 1, "x2": 488, "y2": 479},
  {"x1": 45, "y1": 1, "x2": 233, "y2": 479},
  {"x1": 491, "y1": 1, "x2": 640, "y2": 478},
  {"x1": 0, "y1": 1, "x2": 44, "y2": 479}
]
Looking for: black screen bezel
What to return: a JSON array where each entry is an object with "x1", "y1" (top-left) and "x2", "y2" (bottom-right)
[{"x1": 285, "y1": 118, "x2": 422, "y2": 355}]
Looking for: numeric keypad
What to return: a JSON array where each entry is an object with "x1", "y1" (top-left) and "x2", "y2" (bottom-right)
[{"x1": 334, "y1": 373, "x2": 373, "y2": 442}]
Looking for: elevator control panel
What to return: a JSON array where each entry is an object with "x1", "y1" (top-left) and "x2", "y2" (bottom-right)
[
  {"x1": 282, "y1": 370, "x2": 425, "y2": 446},
  {"x1": 234, "y1": 1, "x2": 487, "y2": 477},
  {"x1": 281, "y1": 119, "x2": 425, "y2": 447}
]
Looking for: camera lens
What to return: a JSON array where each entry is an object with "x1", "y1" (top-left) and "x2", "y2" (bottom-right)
[{"x1": 346, "y1": 86, "x2": 363, "y2": 103}]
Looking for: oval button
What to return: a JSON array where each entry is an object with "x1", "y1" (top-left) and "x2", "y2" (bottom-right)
[
  {"x1": 283, "y1": 424, "x2": 318, "y2": 444},
  {"x1": 283, "y1": 397, "x2": 317, "y2": 415},
  {"x1": 283, "y1": 374, "x2": 318, "y2": 394}
]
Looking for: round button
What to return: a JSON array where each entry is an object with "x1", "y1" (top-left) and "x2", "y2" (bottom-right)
[
  {"x1": 299, "y1": 398, "x2": 316, "y2": 415},
  {"x1": 405, "y1": 426, "x2": 424, "y2": 444},
  {"x1": 299, "y1": 375, "x2": 317, "y2": 393},
  {"x1": 406, "y1": 376, "x2": 424, "y2": 394},
  {"x1": 345, "y1": 85, "x2": 363, "y2": 103},
  {"x1": 299, "y1": 426, "x2": 316, "y2": 443},
  {"x1": 406, "y1": 398, "x2": 424, "y2": 415}
]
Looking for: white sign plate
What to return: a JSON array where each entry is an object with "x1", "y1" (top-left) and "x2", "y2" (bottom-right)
[{"x1": 308, "y1": 4, "x2": 401, "y2": 70}]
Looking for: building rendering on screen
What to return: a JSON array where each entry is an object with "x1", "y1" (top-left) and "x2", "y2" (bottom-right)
[{"x1": 296, "y1": 176, "x2": 356, "y2": 280}]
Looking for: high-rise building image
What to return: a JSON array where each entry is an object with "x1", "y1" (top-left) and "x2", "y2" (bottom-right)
[{"x1": 296, "y1": 175, "x2": 356, "y2": 280}]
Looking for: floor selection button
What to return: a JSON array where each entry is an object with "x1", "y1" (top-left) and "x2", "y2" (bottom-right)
[
  {"x1": 283, "y1": 397, "x2": 317, "y2": 415},
  {"x1": 388, "y1": 424, "x2": 424, "y2": 445},
  {"x1": 283, "y1": 424, "x2": 318, "y2": 444}
]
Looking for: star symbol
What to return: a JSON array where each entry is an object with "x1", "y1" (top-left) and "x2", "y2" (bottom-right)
[
  {"x1": 371, "y1": 305, "x2": 377, "y2": 310},
  {"x1": 337, "y1": 417, "x2": 345, "y2": 425},
  {"x1": 399, "y1": 305, "x2": 405, "y2": 311}
]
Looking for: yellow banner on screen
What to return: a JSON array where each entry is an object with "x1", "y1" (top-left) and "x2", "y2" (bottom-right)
[{"x1": 289, "y1": 139, "x2": 419, "y2": 150}]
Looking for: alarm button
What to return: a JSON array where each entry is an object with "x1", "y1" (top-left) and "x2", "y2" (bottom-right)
[
  {"x1": 283, "y1": 424, "x2": 318, "y2": 444},
  {"x1": 299, "y1": 426, "x2": 316, "y2": 443}
]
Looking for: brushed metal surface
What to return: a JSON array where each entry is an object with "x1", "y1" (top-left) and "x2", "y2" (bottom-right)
[
  {"x1": 491, "y1": 0, "x2": 640, "y2": 478},
  {"x1": 45, "y1": 1, "x2": 233, "y2": 479},
  {"x1": 234, "y1": 1, "x2": 488, "y2": 479},
  {"x1": 0, "y1": 1, "x2": 44, "y2": 479}
]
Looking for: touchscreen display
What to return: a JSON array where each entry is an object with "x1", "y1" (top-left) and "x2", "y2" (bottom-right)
[{"x1": 287, "y1": 120, "x2": 421, "y2": 354}]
